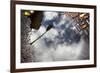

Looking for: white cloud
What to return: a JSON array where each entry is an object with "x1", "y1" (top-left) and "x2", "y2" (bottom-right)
[
  {"x1": 28, "y1": 11, "x2": 89, "y2": 62},
  {"x1": 43, "y1": 12, "x2": 58, "y2": 21},
  {"x1": 53, "y1": 39, "x2": 85, "y2": 61},
  {"x1": 31, "y1": 32, "x2": 88, "y2": 62},
  {"x1": 29, "y1": 26, "x2": 46, "y2": 43},
  {"x1": 58, "y1": 15, "x2": 67, "y2": 25},
  {"x1": 44, "y1": 28, "x2": 59, "y2": 40},
  {"x1": 38, "y1": 26, "x2": 46, "y2": 34}
]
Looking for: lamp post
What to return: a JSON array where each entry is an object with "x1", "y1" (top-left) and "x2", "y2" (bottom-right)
[{"x1": 30, "y1": 24, "x2": 53, "y2": 45}]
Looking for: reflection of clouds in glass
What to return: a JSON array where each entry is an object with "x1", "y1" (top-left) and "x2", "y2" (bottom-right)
[{"x1": 29, "y1": 11, "x2": 89, "y2": 62}]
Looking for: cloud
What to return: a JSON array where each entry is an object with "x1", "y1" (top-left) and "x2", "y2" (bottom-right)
[
  {"x1": 53, "y1": 39, "x2": 85, "y2": 61},
  {"x1": 43, "y1": 12, "x2": 58, "y2": 21},
  {"x1": 30, "y1": 27, "x2": 88, "y2": 62},
  {"x1": 32, "y1": 36, "x2": 88, "y2": 62},
  {"x1": 44, "y1": 28, "x2": 59, "y2": 40},
  {"x1": 28, "y1": 11, "x2": 89, "y2": 62},
  {"x1": 29, "y1": 26, "x2": 46, "y2": 43}
]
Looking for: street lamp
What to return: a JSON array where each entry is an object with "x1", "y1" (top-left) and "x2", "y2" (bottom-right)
[{"x1": 30, "y1": 24, "x2": 54, "y2": 45}]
